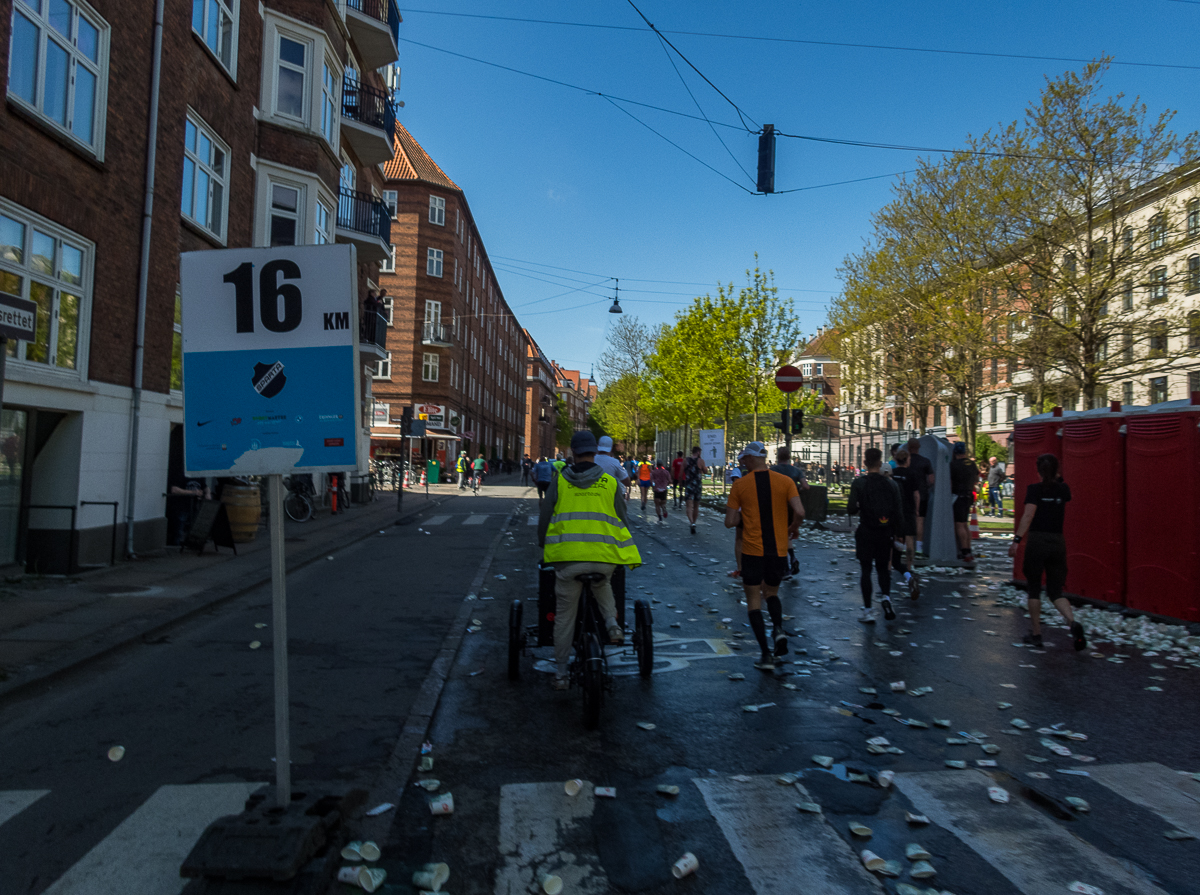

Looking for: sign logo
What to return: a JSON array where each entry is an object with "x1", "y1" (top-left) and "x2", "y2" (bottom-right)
[
  {"x1": 324, "y1": 437, "x2": 344, "y2": 447},
  {"x1": 196, "y1": 419, "x2": 213, "y2": 427},
  {"x1": 252, "y1": 361, "x2": 287, "y2": 398}
]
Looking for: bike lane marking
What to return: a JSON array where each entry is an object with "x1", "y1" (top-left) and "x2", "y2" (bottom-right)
[
  {"x1": 0, "y1": 790, "x2": 49, "y2": 829},
  {"x1": 495, "y1": 781, "x2": 609, "y2": 895}
]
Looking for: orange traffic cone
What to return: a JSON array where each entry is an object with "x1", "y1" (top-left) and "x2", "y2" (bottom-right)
[
  {"x1": 969, "y1": 506, "x2": 981, "y2": 540},
  {"x1": 420, "y1": 468, "x2": 427, "y2": 487}
]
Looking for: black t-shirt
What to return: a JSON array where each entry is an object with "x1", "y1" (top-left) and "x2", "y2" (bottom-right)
[
  {"x1": 890, "y1": 466, "x2": 920, "y2": 519},
  {"x1": 949, "y1": 458, "x2": 979, "y2": 496},
  {"x1": 908, "y1": 453, "x2": 933, "y2": 498},
  {"x1": 1024, "y1": 481, "x2": 1071, "y2": 533}
]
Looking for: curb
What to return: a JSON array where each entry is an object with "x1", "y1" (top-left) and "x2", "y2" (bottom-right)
[{"x1": 0, "y1": 495, "x2": 452, "y2": 706}]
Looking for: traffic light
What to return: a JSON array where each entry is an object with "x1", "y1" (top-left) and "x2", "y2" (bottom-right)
[
  {"x1": 773, "y1": 408, "x2": 789, "y2": 433},
  {"x1": 757, "y1": 124, "x2": 776, "y2": 194},
  {"x1": 791, "y1": 410, "x2": 804, "y2": 435},
  {"x1": 400, "y1": 406, "x2": 414, "y2": 436}
]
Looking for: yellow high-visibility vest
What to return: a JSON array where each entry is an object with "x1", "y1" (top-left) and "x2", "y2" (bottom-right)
[
  {"x1": 552, "y1": 459, "x2": 567, "y2": 473},
  {"x1": 543, "y1": 474, "x2": 641, "y2": 567}
]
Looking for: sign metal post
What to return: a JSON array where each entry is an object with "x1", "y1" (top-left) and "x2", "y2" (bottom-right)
[
  {"x1": 268, "y1": 473, "x2": 290, "y2": 804},
  {"x1": 775, "y1": 364, "x2": 804, "y2": 462}
]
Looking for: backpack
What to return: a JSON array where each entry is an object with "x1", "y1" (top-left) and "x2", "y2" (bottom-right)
[{"x1": 859, "y1": 474, "x2": 898, "y2": 531}]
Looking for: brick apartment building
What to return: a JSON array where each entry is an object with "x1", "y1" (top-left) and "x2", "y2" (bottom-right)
[
  {"x1": 371, "y1": 123, "x2": 528, "y2": 471},
  {"x1": 1, "y1": 0, "x2": 398, "y2": 570},
  {"x1": 552, "y1": 362, "x2": 594, "y2": 439},
  {"x1": 523, "y1": 329, "x2": 556, "y2": 460}
]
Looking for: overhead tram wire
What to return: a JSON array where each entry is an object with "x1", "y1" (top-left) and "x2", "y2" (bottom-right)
[{"x1": 397, "y1": 8, "x2": 1200, "y2": 72}]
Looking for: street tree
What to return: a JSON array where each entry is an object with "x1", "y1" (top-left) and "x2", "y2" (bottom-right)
[{"x1": 595, "y1": 316, "x2": 655, "y2": 453}]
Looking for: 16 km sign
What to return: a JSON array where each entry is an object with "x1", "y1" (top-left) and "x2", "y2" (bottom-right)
[{"x1": 180, "y1": 245, "x2": 360, "y2": 476}]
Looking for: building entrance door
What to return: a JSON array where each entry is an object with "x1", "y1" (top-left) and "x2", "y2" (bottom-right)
[{"x1": 1, "y1": 409, "x2": 28, "y2": 566}]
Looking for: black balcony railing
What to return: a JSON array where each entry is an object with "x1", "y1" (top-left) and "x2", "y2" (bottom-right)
[
  {"x1": 361, "y1": 310, "x2": 387, "y2": 349},
  {"x1": 422, "y1": 322, "x2": 450, "y2": 344},
  {"x1": 338, "y1": 189, "x2": 391, "y2": 244},
  {"x1": 346, "y1": 0, "x2": 400, "y2": 46},
  {"x1": 342, "y1": 78, "x2": 396, "y2": 141}
]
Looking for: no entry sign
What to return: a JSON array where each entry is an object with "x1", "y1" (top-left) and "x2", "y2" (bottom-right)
[{"x1": 775, "y1": 365, "x2": 804, "y2": 393}]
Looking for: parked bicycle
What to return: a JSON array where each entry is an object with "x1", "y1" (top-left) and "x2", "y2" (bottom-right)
[{"x1": 283, "y1": 474, "x2": 316, "y2": 523}]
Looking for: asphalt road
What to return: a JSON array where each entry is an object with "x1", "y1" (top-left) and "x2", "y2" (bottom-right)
[
  {"x1": 3, "y1": 486, "x2": 1199, "y2": 894},
  {"x1": 0, "y1": 493, "x2": 515, "y2": 894}
]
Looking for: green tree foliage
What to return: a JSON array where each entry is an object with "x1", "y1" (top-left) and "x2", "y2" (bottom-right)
[
  {"x1": 594, "y1": 317, "x2": 655, "y2": 454},
  {"x1": 554, "y1": 396, "x2": 572, "y2": 449},
  {"x1": 975, "y1": 432, "x2": 1008, "y2": 467}
]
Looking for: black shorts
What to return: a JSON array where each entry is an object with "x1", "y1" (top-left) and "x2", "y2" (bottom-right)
[
  {"x1": 653, "y1": 489, "x2": 668, "y2": 501},
  {"x1": 953, "y1": 494, "x2": 972, "y2": 523},
  {"x1": 918, "y1": 496, "x2": 929, "y2": 518},
  {"x1": 741, "y1": 554, "x2": 787, "y2": 587},
  {"x1": 684, "y1": 484, "x2": 702, "y2": 501},
  {"x1": 536, "y1": 481, "x2": 549, "y2": 495}
]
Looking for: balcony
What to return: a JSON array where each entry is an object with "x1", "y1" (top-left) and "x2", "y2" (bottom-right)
[
  {"x1": 360, "y1": 310, "x2": 387, "y2": 361},
  {"x1": 336, "y1": 188, "x2": 391, "y2": 263},
  {"x1": 341, "y1": 78, "x2": 396, "y2": 167},
  {"x1": 421, "y1": 322, "x2": 453, "y2": 347},
  {"x1": 344, "y1": 0, "x2": 399, "y2": 70}
]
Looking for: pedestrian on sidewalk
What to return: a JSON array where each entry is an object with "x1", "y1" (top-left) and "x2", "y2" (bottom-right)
[
  {"x1": 683, "y1": 446, "x2": 707, "y2": 535},
  {"x1": 671, "y1": 451, "x2": 686, "y2": 507},
  {"x1": 906, "y1": 438, "x2": 934, "y2": 556},
  {"x1": 950, "y1": 442, "x2": 980, "y2": 563},
  {"x1": 889, "y1": 449, "x2": 921, "y2": 599},
  {"x1": 724, "y1": 442, "x2": 804, "y2": 671},
  {"x1": 538, "y1": 431, "x2": 641, "y2": 690},
  {"x1": 1008, "y1": 453, "x2": 1087, "y2": 651},
  {"x1": 847, "y1": 448, "x2": 904, "y2": 623},
  {"x1": 986, "y1": 456, "x2": 1007, "y2": 516},
  {"x1": 521, "y1": 455, "x2": 533, "y2": 485},
  {"x1": 772, "y1": 446, "x2": 808, "y2": 577},
  {"x1": 651, "y1": 461, "x2": 671, "y2": 521},
  {"x1": 534, "y1": 456, "x2": 553, "y2": 501}
]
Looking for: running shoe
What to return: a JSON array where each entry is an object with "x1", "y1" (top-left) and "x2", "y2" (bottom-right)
[
  {"x1": 908, "y1": 572, "x2": 921, "y2": 600},
  {"x1": 754, "y1": 652, "x2": 776, "y2": 671},
  {"x1": 1071, "y1": 622, "x2": 1087, "y2": 652},
  {"x1": 789, "y1": 559, "x2": 801, "y2": 576},
  {"x1": 773, "y1": 631, "x2": 789, "y2": 657},
  {"x1": 607, "y1": 625, "x2": 625, "y2": 645},
  {"x1": 690, "y1": 524, "x2": 696, "y2": 535},
  {"x1": 858, "y1": 606, "x2": 876, "y2": 624},
  {"x1": 881, "y1": 598, "x2": 896, "y2": 621},
  {"x1": 1022, "y1": 633, "x2": 1044, "y2": 649},
  {"x1": 551, "y1": 676, "x2": 569, "y2": 691}
]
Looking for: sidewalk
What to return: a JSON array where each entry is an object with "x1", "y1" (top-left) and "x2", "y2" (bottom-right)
[{"x1": 0, "y1": 485, "x2": 458, "y2": 702}]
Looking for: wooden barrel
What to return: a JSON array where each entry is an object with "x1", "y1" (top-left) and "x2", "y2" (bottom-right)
[{"x1": 222, "y1": 485, "x2": 262, "y2": 543}]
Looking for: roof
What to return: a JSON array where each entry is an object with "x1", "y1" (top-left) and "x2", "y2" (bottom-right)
[
  {"x1": 798, "y1": 328, "x2": 837, "y2": 360},
  {"x1": 382, "y1": 122, "x2": 461, "y2": 192}
]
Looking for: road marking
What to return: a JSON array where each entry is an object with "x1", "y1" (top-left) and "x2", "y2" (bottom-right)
[
  {"x1": 42, "y1": 782, "x2": 262, "y2": 895},
  {"x1": 495, "y1": 781, "x2": 609, "y2": 895},
  {"x1": 527, "y1": 515, "x2": 538, "y2": 525},
  {"x1": 1090, "y1": 763, "x2": 1200, "y2": 838},
  {"x1": 424, "y1": 515, "x2": 451, "y2": 525},
  {"x1": 463, "y1": 515, "x2": 489, "y2": 525},
  {"x1": 0, "y1": 790, "x2": 49, "y2": 828},
  {"x1": 895, "y1": 770, "x2": 1169, "y2": 895},
  {"x1": 694, "y1": 775, "x2": 884, "y2": 894}
]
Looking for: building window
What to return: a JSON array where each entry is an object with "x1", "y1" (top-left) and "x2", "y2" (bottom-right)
[
  {"x1": 171, "y1": 288, "x2": 183, "y2": 391},
  {"x1": 1121, "y1": 227, "x2": 1134, "y2": 254},
  {"x1": 1148, "y1": 266, "x2": 1168, "y2": 304},
  {"x1": 8, "y1": 0, "x2": 108, "y2": 154},
  {"x1": 429, "y1": 195, "x2": 445, "y2": 225},
  {"x1": 1122, "y1": 329, "x2": 1134, "y2": 364},
  {"x1": 422, "y1": 352, "x2": 439, "y2": 382},
  {"x1": 373, "y1": 352, "x2": 391, "y2": 380},
  {"x1": 1189, "y1": 370, "x2": 1200, "y2": 396},
  {"x1": 1148, "y1": 213, "x2": 1167, "y2": 250},
  {"x1": 802, "y1": 362, "x2": 812, "y2": 377},
  {"x1": 989, "y1": 399, "x2": 998, "y2": 424},
  {"x1": 1122, "y1": 381, "x2": 1134, "y2": 406},
  {"x1": 1189, "y1": 199, "x2": 1200, "y2": 240},
  {"x1": 382, "y1": 190, "x2": 397, "y2": 217},
  {"x1": 1149, "y1": 319, "x2": 1168, "y2": 357},
  {"x1": 990, "y1": 358, "x2": 998, "y2": 385},
  {"x1": 1189, "y1": 311, "x2": 1200, "y2": 350},
  {"x1": 815, "y1": 362, "x2": 823, "y2": 376},
  {"x1": 426, "y1": 248, "x2": 443, "y2": 277},
  {"x1": 932, "y1": 405, "x2": 942, "y2": 427},
  {"x1": 1149, "y1": 376, "x2": 1168, "y2": 404},
  {"x1": 269, "y1": 183, "x2": 301, "y2": 246},
  {"x1": 181, "y1": 112, "x2": 228, "y2": 241},
  {"x1": 380, "y1": 245, "x2": 395, "y2": 273},
  {"x1": 191, "y1": 0, "x2": 236, "y2": 75},
  {"x1": 381, "y1": 294, "x2": 393, "y2": 325},
  {"x1": 1188, "y1": 256, "x2": 1200, "y2": 295},
  {"x1": 1006, "y1": 396, "x2": 1017, "y2": 422},
  {"x1": 313, "y1": 199, "x2": 331, "y2": 244},
  {"x1": 275, "y1": 35, "x2": 307, "y2": 119},
  {"x1": 0, "y1": 202, "x2": 91, "y2": 374},
  {"x1": 320, "y1": 59, "x2": 338, "y2": 145},
  {"x1": 1121, "y1": 280, "x2": 1133, "y2": 312}
]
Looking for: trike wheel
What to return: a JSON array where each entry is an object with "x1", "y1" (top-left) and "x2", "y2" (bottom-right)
[
  {"x1": 581, "y1": 633, "x2": 603, "y2": 730},
  {"x1": 507, "y1": 600, "x2": 523, "y2": 681},
  {"x1": 634, "y1": 599, "x2": 653, "y2": 679}
]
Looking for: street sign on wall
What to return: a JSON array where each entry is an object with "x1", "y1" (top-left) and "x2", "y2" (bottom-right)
[
  {"x1": 0, "y1": 292, "x2": 37, "y2": 342},
  {"x1": 699, "y1": 429, "x2": 725, "y2": 466},
  {"x1": 180, "y1": 245, "x2": 360, "y2": 476}
]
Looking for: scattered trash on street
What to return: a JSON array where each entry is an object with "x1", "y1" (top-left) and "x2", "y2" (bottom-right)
[
  {"x1": 671, "y1": 852, "x2": 699, "y2": 878},
  {"x1": 107, "y1": 746, "x2": 124, "y2": 762}
]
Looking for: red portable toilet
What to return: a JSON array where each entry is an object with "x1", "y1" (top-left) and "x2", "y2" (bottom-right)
[
  {"x1": 1125, "y1": 394, "x2": 1200, "y2": 621},
  {"x1": 1010, "y1": 408, "x2": 1064, "y2": 585},
  {"x1": 1060, "y1": 403, "x2": 1137, "y2": 605}
]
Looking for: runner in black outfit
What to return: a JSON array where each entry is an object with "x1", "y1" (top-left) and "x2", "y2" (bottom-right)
[
  {"x1": 1009, "y1": 453, "x2": 1086, "y2": 651},
  {"x1": 889, "y1": 449, "x2": 921, "y2": 599},
  {"x1": 847, "y1": 448, "x2": 904, "y2": 623}
]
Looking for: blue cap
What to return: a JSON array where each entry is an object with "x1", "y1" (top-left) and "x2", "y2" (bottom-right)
[{"x1": 953, "y1": 441, "x2": 968, "y2": 454}]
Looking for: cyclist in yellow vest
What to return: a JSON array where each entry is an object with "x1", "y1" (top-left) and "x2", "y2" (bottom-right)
[{"x1": 538, "y1": 431, "x2": 642, "y2": 691}]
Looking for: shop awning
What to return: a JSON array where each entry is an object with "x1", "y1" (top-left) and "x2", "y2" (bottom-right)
[{"x1": 370, "y1": 430, "x2": 461, "y2": 441}]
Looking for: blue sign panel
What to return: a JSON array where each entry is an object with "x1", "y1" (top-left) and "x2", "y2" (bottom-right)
[{"x1": 180, "y1": 245, "x2": 360, "y2": 476}]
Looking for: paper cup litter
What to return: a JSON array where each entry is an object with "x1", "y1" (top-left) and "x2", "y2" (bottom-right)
[
  {"x1": 429, "y1": 792, "x2": 454, "y2": 815},
  {"x1": 338, "y1": 866, "x2": 386, "y2": 891},
  {"x1": 564, "y1": 779, "x2": 583, "y2": 797},
  {"x1": 412, "y1": 862, "x2": 450, "y2": 891},
  {"x1": 860, "y1": 850, "x2": 886, "y2": 872},
  {"x1": 540, "y1": 873, "x2": 564, "y2": 894},
  {"x1": 671, "y1": 852, "x2": 699, "y2": 879},
  {"x1": 107, "y1": 746, "x2": 125, "y2": 762},
  {"x1": 910, "y1": 860, "x2": 936, "y2": 879}
]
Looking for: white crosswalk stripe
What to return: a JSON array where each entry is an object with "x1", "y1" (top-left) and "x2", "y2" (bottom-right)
[
  {"x1": 1089, "y1": 762, "x2": 1200, "y2": 839},
  {"x1": 895, "y1": 769, "x2": 1169, "y2": 895},
  {"x1": 463, "y1": 515, "x2": 489, "y2": 525},
  {"x1": 527, "y1": 515, "x2": 538, "y2": 526},
  {"x1": 423, "y1": 515, "x2": 451, "y2": 526},
  {"x1": 0, "y1": 790, "x2": 49, "y2": 828},
  {"x1": 42, "y1": 782, "x2": 262, "y2": 895}
]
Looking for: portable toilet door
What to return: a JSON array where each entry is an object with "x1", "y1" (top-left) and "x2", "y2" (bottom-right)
[
  {"x1": 1010, "y1": 408, "x2": 1064, "y2": 585},
  {"x1": 1124, "y1": 395, "x2": 1200, "y2": 622},
  {"x1": 1060, "y1": 403, "x2": 1134, "y2": 605}
]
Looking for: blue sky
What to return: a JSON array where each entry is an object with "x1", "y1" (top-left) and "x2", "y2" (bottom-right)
[{"x1": 394, "y1": 1, "x2": 1200, "y2": 381}]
